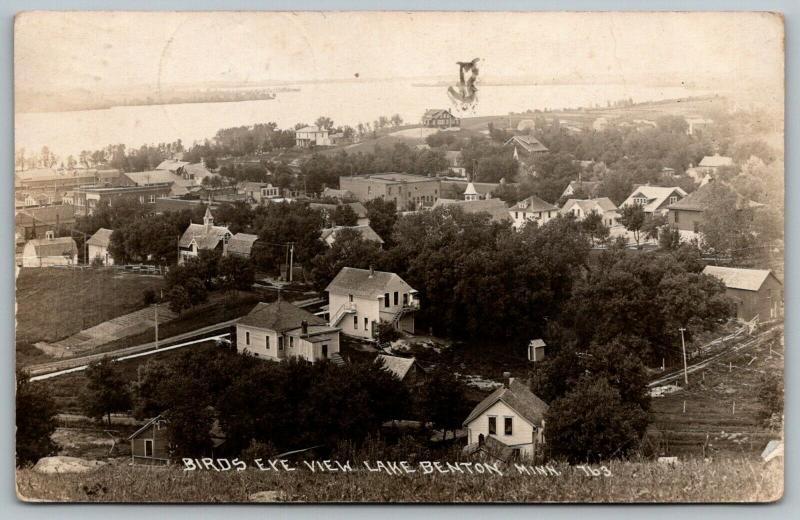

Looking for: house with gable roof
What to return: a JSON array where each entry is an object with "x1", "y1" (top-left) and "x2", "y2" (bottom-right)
[
  {"x1": 86, "y1": 227, "x2": 115, "y2": 265},
  {"x1": 421, "y1": 108, "x2": 460, "y2": 128},
  {"x1": 326, "y1": 267, "x2": 419, "y2": 340},
  {"x1": 295, "y1": 125, "x2": 331, "y2": 148},
  {"x1": 236, "y1": 300, "x2": 340, "y2": 362},
  {"x1": 21, "y1": 231, "x2": 79, "y2": 267},
  {"x1": 560, "y1": 197, "x2": 620, "y2": 227},
  {"x1": 462, "y1": 378, "x2": 549, "y2": 460},
  {"x1": 320, "y1": 225, "x2": 384, "y2": 247},
  {"x1": 702, "y1": 266, "x2": 783, "y2": 322},
  {"x1": 667, "y1": 181, "x2": 763, "y2": 234},
  {"x1": 509, "y1": 195, "x2": 559, "y2": 230},
  {"x1": 375, "y1": 354, "x2": 426, "y2": 386},
  {"x1": 225, "y1": 233, "x2": 259, "y2": 259},
  {"x1": 503, "y1": 135, "x2": 549, "y2": 156},
  {"x1": 178, "y1": 207, "x2": 232, "y2": 263},
  {"x1": 620, "y1": 185, "x2": 687, "y2": 216}
]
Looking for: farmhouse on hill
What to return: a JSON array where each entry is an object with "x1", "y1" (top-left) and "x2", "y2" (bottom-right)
[
  {"x1": 236, "y1": 300, "x2": 341, "y2": 363},
  {"x1": 702, "y1": 266, "x2": 783, "y2": 322},
  {"x1": 295, "y1": 125, "x2": 331, "y2": 148},
  {"x1": 463, "y1": 378, "x2": 549, "y2": 461},
  {"x1": 326, "y1": 267, "x2": 419, "y2": 340},
  {"x1": 421, "y1": 108, "x2": 460, "y2": 128}
]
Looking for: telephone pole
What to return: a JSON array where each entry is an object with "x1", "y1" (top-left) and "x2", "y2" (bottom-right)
[
  {"x1": 679, "y1": 327, "x2": 688, "y2": 386},
  {"x1": 288, "y1": 243, "x2": 294, "y2": 282}
]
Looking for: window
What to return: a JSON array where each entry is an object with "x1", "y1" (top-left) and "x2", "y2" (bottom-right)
[
  {"x1": 149, "y1": 194, "x2": 156, "y2": 203},
  {"x1": 364, "y1": 317, "x2": 368, "y2": 330},
  {"x1": 669, "y1": 196, "x2": 678, "y2": 204},
  {"x1": 289, "y1": 336, "x2": 294, "y2": 348},
  {"x1": 488, "y1": 416, "x2": 497, "y2": 435},
  {"x1": 245, "y1": 331, "x2": 250, "y2": 345},
  {"x1": 349, "y1": 294, "x2": 353, "y2": 302},
  {"x1": 515, "y1": 211, "x2": 519, "y2": 219},
  {"x1": 674, "y1": 210, "x2": 679, "y2": 223},
  {"x1": 548, "y1": 211, "x2": 552, "y2": 218},
  {"x1": 354, "y1": 315, "x2": 358, "y2": 330},
  {"x1": 693, "y1": 221, "x2": 700, "y2": 233},
  {"x1": 403, "y1": 293, "x2": 408, "y2": 306},
  {"x1": 394, "y1": 292, "x2": 399, "y2": 305},
  {"x1": 144, "y1": 439, "x2": 153, "y2": 457},
  {"x1": 388, "y1": 187, "x2": 392, "y2": 195},
  {"x1": 266, "y1": 336, "x2": 270, "y2": 349},
  {"x1": 278, "y1": 337, "x2": 284, "y2": 351},
  {"x1": 384, "y1": 293, "x2": 390, "y2": 308},
  {"x1": 504, "y1": 417, "x2": 513, "y2": 436},
  {"x1": 322, "y1": 344, "x2": 328, "y2": 358}
]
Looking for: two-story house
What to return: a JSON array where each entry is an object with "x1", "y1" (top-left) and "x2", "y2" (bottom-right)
[
  {"x1": 509, "y1": 195, "x2": 559, "y2": 230},
  {"x1": 236, "y1": 300, "x2": 340, "y2": 363},
  {"x1": 620, "y1": 185, "x2": 687, "y2": 216},
  {"x1": 462, "y1": 378, "x2": 549, "y2": 461},
  {"x1": 560, "y1": 197, "x2": 620, "y2": 227},
  {"x1": 326, "y1": 267, "x2": 419, "y2": 340},
  {"x1": 295, "y1": 126, "x2": 331, "y2": 148}
]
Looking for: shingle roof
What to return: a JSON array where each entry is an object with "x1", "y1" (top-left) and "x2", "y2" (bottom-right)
[
  {"x1": 563, "y1": 180, "x2": 601, "y2": 197},
  {"x1": 622, "y1": 185, "x2": 687, "y2": 213},
  {"x1": 463, "y1": 379, "x2": 549, "y2": 427},
  {"x1": 562, "y1": 197, "x2": 618, "y2": 215},
  {"x1": 125, "y1": 170, "x2": 181, "y2": 186},
  {"x1": 702, "y1": 266, "x2": 780, "y2": 292},
  {"x1": 464, "y1": 183, "x2": 479, "y2": 196},
  {"x1": 515, "y1": 195, "x2": 558, "y2": 212},
  {"x1": 422, "y1": 109, "x2": 456, "y2": 120},
  {"x1": 504, "y1": 135, "x2": 549, "y2": 153},
  {"x1": 434, "y1": 198, "x2": 511, "y2": 223},
  {"x1": 375, "y1": 355, "x2": 419, "y2": 381},
  {"x1": 226, "y1": 233, "x2": 259, "y2": 256},
  {"x1": 238, "y1": 300, "x2": 327, "y2": 332},
  {"x1": 155, "y1": 159, "x2": 190, "y2": 172},
  {"x1": 667, "y1": 182, "x2": 763, "y2": 212},
  {"x1": 179, "y1": 223, "x2": 231, "y2": 249},
  {"x1": 320, "y1": 225, "x2": 384, "y2": 244},
  {"x1": 296, "y1": 125, "x2": 324, "y2": 133},
  {"x1": 698, "y1": 155, "x2": 733, "y2": 168},
  {"x1": 25, "y1": 237, "x2": 78, "y2": 258},
  {"x1": 326, "y1": 267, "x2": 414, "y2": 299},
  {"x1": 86, "y1": 228, "x2": 113, "y2": 247}
]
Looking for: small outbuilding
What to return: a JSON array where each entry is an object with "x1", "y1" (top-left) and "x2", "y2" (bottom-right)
[
  {"x1": 21, "y1": 232, "x2": 78, "y2": 267},
  {"x1": 86, "y1": 228, "x2": 115, "y2": 265},
  {"x1": 702, "y1": 266, "x2": 783, "y2": 322}
]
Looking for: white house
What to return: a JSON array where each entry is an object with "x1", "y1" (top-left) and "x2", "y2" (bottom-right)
[
  {"x1": 509, "y1": 195, "x2": 559, "y2": 230},
  {"x1": 326, "y1": 267, "x2": 419, "y2": 340},
  {"x1": 560, "y1": 197, "x2": 620, "y2": 227},
  {"x1": 295, "y1": 126, "x2": 331, "y2": 148},
  {"x1": 21, "y1": 231, "x2": 78, "y2": 267},
  {"x1": 620, "y1": 185, "x2": 687, "y2": 216},
  {"x1": 462, "y1": 378, "x2": 549, "y2": 460},
  {"x1": 86, "y1": 227, "x2": 115, "y2": 265},
  {"x1": 178, "y1": 207, "x2": 232, "y2": 263},
  {"x1": 236, "y1": 300, "x2": 340, "y2": 363}
]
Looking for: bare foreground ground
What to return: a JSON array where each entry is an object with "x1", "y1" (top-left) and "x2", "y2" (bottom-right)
[{"x1": 16, "y1": 458, "x2": 782, "y2": 503}]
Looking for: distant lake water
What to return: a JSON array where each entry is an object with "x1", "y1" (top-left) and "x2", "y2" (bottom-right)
[{"x1": 15, "y1": 80, "x2": 711, "y2": 158}]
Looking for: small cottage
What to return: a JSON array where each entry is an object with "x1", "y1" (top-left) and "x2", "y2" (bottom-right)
[
  {"x1": 86, "y1": 227, "x2": 115, "y2": 265},
  {"x1": 128, "y1": 413, "x2": 227, "y2": 465},
  {"x1": 462, "y1": 378, "x2": 549, "y2": 460}
]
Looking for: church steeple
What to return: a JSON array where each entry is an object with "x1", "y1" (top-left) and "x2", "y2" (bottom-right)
[{"x1": 203, "y1": 205, "x2": 214, "y2": 231}]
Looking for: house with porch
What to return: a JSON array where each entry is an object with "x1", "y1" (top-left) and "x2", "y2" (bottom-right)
[
  {"x1": 462, "y1": 378, "x2": 549, "y2": 461},
  {"x1": 326, "y1": 267, "x2": 419, "y2": 340},
  {"x1": 702, "y1": 266, "x2": 783, "y2": 322},
  {"x1": 178, "y1": 207, "x2": 232, "y2": 263},
  {"x1": 295, "y1": 126, "x2": 331, "y2": 148},
  {"x1": 236, "y1": 300, "x2": 340, "y2": 362}
]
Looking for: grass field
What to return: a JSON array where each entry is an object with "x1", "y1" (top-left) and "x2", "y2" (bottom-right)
[
  {"x1": 648, "y1": 329, "x2": 783, "y2": 457},
  {"x1": 15, "y1": 268, "x2": 164, "y2": 365},
  {"x1": 15, "y1": 456, "x2": 782, "y2": 503}
]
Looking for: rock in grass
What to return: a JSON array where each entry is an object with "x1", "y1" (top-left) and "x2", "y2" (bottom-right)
[{"x1": 33, "y1": 456, "x2": 106, "y2": 474}]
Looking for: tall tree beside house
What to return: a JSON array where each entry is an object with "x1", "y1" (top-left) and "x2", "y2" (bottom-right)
[
  {"x1": 81, "y1": 359, "x2": 132, "y2": 426},
  {"x1": 364, "y1": 198, "x2": 398, "y2": 247},
  {"x1": 16, "y1": 370, "x2": 59, "y2": 466},
  {"x1": 545, "y1": 375, "x2": 649, "y2": 463},
  {"x1": 699, "y1": 183, "x2": 759, "y2": 260},
  {"x1": 315, "y1": 116, "x2": 335, "y2": 131},
  {"x1": 418, "y1": 366, "x2": 472, "y2": 440},
  {"x1": 580, "y1": 212, "x2": 609, "y2": 245},
  {"x1": 618, "y1": 203, "x2": 646, "y2": 248},
  {"x1": 217, "y1": 255, "x2": 255, "y2": 292},
  {"x1": 309, "y1": 229, "x2": 382, "y2": 290},
  {"x1": 331, "y1": 204, "x2": 359, "y2": 226},
  {"x1": 252, "y1": 202, "x2": 326, "y2": 273}
]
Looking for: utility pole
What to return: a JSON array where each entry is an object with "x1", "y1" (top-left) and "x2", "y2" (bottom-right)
[
  {"x1": 679, "y1": 327, "x2": 688, "y2": 386},
  {"x1": 154, "y1": 300, "x2": 159, "y2": 350},
  {"x1": 288, "y1": 243, "x2": 294, "y2": 282}
]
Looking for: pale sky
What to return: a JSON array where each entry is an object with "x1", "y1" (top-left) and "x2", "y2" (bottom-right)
[{"x1": 15, "y1": 11, "x2": 784, "y2": 95}]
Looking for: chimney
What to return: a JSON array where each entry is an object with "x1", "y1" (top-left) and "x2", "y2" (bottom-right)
[
  {"x1": 369, "y1": 265, "x2": 374, "y2": 278},
  {"x1": 301, "y1": 320, "x2": 308, "y2": 335},
  {"x1": 502, "y1": 371, "x2": 513, "y2": 388}
]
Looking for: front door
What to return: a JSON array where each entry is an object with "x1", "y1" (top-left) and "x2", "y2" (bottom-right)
[{"x1": 321, "y1": 344, "x2": 328, "y2": 359}]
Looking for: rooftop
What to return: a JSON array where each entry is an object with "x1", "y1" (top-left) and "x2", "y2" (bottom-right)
[
  {"x1": 326, "y1": 267, "x2": 414, "y2": 299},
  {"x1": 86, "y1": 228, "x2": 114, "y2": 247},
  {"x1": 375, "y1": 354, "x2": 420, "y2": 381},
  {"x1": 321, "y1": 225, "x2": 384, "y2": 244},
  {"x1": 463, "y1": 379, "x2": 549, "y2": 427},
  {"x1": 702, "y1": 265, "x2": 780, "y2": 292},
  {"x1": 238, "y1": 300, "x2": 327, "y2": 332}
]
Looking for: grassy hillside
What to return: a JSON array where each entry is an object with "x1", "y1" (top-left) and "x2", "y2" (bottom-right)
[{"x1": 16, "y1": 457, "x2": 782, "y2": 503}]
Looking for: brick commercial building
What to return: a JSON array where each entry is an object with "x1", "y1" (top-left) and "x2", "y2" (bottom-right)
[{"x1": 339, "y1": 173, "x2": 441, "y2": 211}]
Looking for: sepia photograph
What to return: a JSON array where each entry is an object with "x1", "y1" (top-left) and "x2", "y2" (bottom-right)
[{"x1": 12, "y1": 10, "x2": 784, "y2": 503}]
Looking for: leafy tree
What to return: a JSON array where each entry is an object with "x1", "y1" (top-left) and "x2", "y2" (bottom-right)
[
  {"x1": 390, "y1": 114, "x2": 403, "y2": 127},
  {"x1": 581, "y1": 212, "x2": 609, "y2": 245},
  {"x1": 331, "y1": 204, "x2": 358, "y2": 226},
  {"x1": 16, "y1": 370, "x2": 58, "y2": 466},
  {"x1": 659, "y1": 226, "x2": 682, "y2": 250},
  {"x1": 364, "y1": 198, "x2": 397, "y2": 247},
  {"x1": 618, "y1": 204, "x2": 646, "y2": 248},
  {"x1": 252, "y1": 202, "x2": 325, "y2": 274},
  {"x1": 166, "y1": 285, "x2": 192, "y2": 314},
  {"x1": 218, "y1": 255, "x2": 255, "y2": 292},
  {"x1": 315, "y1": 116, "x2": 334, "y2": 131},
  {"x1": 545, "y1": 376, "x2": 648, "y2": 463},
  {"x1": 698, "y1": 182, "x2": 758, "y2": 259},
  {"x1": 142, "y1": 288, "x2": 157, "y2": 306},
  {"x1": 375, "y1": 320, "x2": 401, "y2": 345},
  {"x1": 81, "y1": 359, "x2": 132, "y2": 425},
  {"x1": 310, "y1": 228, "x2": 382, "y2": 290},
  {"x1": 418, "y1": 367, "x2": 473, "y2": 440}
]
